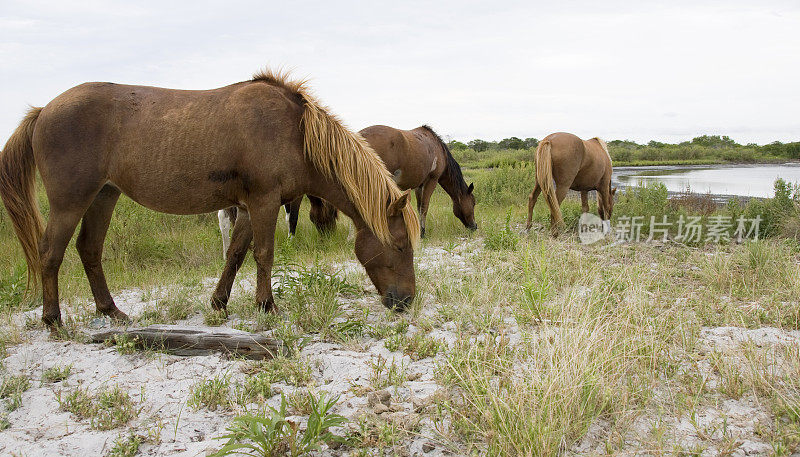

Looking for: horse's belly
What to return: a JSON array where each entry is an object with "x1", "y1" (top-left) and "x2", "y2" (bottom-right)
[{"x1": 110, "y1": 178, "x2": 232, "y2": 215}]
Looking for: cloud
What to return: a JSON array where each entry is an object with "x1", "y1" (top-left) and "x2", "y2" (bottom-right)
[{"x1": 1, "y1": 0, "x2": 798, "y2": 144}]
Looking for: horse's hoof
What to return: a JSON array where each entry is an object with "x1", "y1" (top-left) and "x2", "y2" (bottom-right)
[
  {"x1": 257, "y1": 300, "x2": 278, "y2": 314},
  {"x1": 42, "y1": 314, "x2": 62, "y2": 331},
  {"x1": 107, "y1": 308, "x2": 131, "y2": 324},
  {"x1": 210, "y1": 296, "x2": 228, "y2": 313}
]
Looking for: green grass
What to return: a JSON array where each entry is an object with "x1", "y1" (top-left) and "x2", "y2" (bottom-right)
[
  {"x1": 2, "y1": 154, "x2": 800, "y2": 454},
  {"x1": 188, "y1": 374, "x2": 233, "y2": 411},
  {"x1": 0, "y1": 374, "x2": 30, "y2": 411},
  {"x1": 41, "y1": 364, "x2": 72, "y2": 384},
  {"x1": 57, "y1": 385, "x2": 138, "y2": 430},
  {"x1": 211, "y1": 393, "x2": 346, "y2": 457}
]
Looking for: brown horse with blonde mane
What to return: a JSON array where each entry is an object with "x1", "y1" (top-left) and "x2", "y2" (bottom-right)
[
  {"x1": 526, "y1": 132, "x2": 616, "y2": 235},
  {"x1": 212, "y1": 124, "x2": 475, "y2": 305},
  {"x1": 0, "y1": 69, "x2": 420, "y2": 328},
  {"x1": 271, "y1": 124, "x2": 477, "y2": 237}
]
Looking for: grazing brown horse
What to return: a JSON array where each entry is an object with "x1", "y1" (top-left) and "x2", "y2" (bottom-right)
[
  {"x1": 278, "y1": 125, "x2": 477, "y2": 236},
  {"x1": 0, "y1": 69, "x2": 420, "y2": 328},
  {"x1": 361, "y1": 125, "x2": 477, "y2": 237},
  {"x1": 525, "y1": 132, "x2": 616, "y2": 235}
]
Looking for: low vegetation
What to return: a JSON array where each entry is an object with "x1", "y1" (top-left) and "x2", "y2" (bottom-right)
[
  {"x1": 210, "y1": 393, "x2": 346, "y2": 457},
  {"x1": 0, "y1": 142, "x2": 799, "y2": 454},
  {"x1": 56, "y1": 385, "x2": 138, "y2": 430}
]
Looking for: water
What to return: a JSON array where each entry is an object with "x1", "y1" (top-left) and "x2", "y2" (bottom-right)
[{"x1": 613, "y1": 163, "x2": 800, "y2": 198}]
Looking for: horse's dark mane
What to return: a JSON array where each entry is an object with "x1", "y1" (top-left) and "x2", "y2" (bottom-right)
[{"x1": 420, "y1": 125, "x2": 469, "y2": 196}]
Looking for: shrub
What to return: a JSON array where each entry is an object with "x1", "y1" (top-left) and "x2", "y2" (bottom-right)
[
  {"x1": 211, "y1": 393, "x2": 346, "y2": 457},
  {"x1": 743, "y1": 179, "x2": 800, "y2": 239},
  {"x1": 484, "y1": 209, "x2": 519, "y2": 251}
]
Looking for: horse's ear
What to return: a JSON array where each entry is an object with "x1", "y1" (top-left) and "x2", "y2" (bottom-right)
[
  {"x1": 388, "y1": 190, "x2": 412, "y2": 216},
  {"x1": 612, "y1": 187, "x2": 617, "y2": 195},
  {"x1": 467, "y1": 183, "x2": 474, "y2": 194}
]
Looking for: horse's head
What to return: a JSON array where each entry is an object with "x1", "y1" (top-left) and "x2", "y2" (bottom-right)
[
  {"x1": 355, "y1": 190, "x2": 416, "y2": 311},
  {"x1": 453, "y1": 183, "x2": 477, "y2": 230}
]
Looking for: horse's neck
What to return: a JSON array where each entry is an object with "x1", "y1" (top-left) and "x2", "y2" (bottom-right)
[
  {"x1": 306, "y1": 173, "x2": 367, "y2": 231},
  {"x1": 437, "y1": 164, "x2": 464, "y2": 202}
]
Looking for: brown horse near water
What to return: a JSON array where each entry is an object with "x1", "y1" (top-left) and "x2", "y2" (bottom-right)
[
  {"x1": 0, "y1": 69, "x2": 420, "y2": 328},
  {"x1": 274, "y1": 125, "x2": 477, "y2": 237},
  {"x1": 525, "y1": 132, "x2": 616, "y2": 235}
]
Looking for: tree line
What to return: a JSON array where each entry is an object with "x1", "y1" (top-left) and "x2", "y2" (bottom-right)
[{"x1": 448, "y1": 135, "x2": 800, "y2": 160}]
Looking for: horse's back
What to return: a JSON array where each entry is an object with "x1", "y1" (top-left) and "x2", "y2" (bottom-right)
[
  {"x1": 32, "y1": 80, "x2": 306, "y2": 214},
  {"x1": 359, "y1": 125, "x2": 413, "y2": 187},
  {"x1": 542, "y1": 132, "x2": 584, "y2": 178}
]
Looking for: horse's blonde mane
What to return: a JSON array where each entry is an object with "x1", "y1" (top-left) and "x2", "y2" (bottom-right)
[
  {"x1": 252, "y1": 68, "x2": 420, "y2": 247},
  {"x1": 591, "y1": 137, "x2": 611, "y2": 163}
]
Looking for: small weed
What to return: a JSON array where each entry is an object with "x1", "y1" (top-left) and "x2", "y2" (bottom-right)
[
  {"x1": 108, "y1": 433, "x2": 142, "y2": 457},
  {"x1": 234, "y1": 373, "x2": 274, "y2": 407},
  {"x1": 203, "y1": 308, "x2": 228, "y2": 326},
  {"x1": 242, "y1": 357, "x2": 312, "y2": 386},
  {"x1": 189, "y1": 375, "x2": 233, "y2": 411},
  {"x1": 484, "y1": 208, "x2": 519, "y2": 251},
  {"x1": 385, "y1": 332, "x2": 441, "y2": 360},
  {"x1": 286, "y1": 388, "x2": 316, "y2": 415},
  {"x1": 211, "y1": 393, "x2": 346, "y2": 457},
  {"x1": 111, "y1": 333, "x2": 139, "y2": 355},
  {"x1": 369, "y1": 320, "x2": 408, "y2": 340},
  {"x1": 138, "y1": 293, "x2": 198, "y2": 325},
  {"x1": 369, "y1": 355, "x2": 407, "y2": 390},
  {"x1": 42, "y1": 364, "x2": 72, "y2": 384},
  {"x1": 1, "y1": 374, "x2": 30, "y2": 411},
  {"x1": 57, "y1": 385, "x2": 137, "y2": 430}
]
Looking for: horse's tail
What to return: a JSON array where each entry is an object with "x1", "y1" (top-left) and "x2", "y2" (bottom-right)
[
  {"x1": 535, "y1": 140, "x2": 563, "y2": 229},
  {"x1": 0, "y1": 107, "x2": 45, "y2": 290}
]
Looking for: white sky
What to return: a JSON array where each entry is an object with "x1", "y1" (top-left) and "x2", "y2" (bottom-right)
[{"x1": 1, "y1": 1, "x2": 799, "y2": 145}]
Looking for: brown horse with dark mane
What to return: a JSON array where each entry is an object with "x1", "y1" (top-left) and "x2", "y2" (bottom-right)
[
  {"x1": 0, "y1": 69, "x2": 420, "y2": 328},
  {"x1": 268, "y1": 124, "x2": 477, "y2": 237},
  {"x1": 525, "y1": 132, "x2": 616, "y2": 235}
]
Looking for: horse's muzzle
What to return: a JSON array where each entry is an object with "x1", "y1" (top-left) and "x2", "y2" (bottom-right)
[
  {"x1": 468, "y1": 222, "x2": 478, "y2": 231},
  {"x1": 383, "y1": 289, "x2": 413, "y2": 312}
]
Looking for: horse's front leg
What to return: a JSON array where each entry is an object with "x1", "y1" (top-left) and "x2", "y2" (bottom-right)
[
  {"x1": 211, "y1": 209, "x2": 253, "y2": 312},
  {"x1": 249, "y1": 196, "x2": 281, "y2": 312}
]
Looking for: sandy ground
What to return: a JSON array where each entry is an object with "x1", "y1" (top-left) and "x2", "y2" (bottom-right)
[{"x1": 1, "y1": 240, "x2": 799, "y2": 456}]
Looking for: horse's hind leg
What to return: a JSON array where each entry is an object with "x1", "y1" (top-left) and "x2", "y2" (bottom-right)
[
  {"x1": 39, "y1": 205, "x2": 92, "y2": 327},
  {"x1": 76, "y1": 185, "x2": 128, "y2": 321},
  {"x1": 248, "y1": 196, "x2": 281, "y2": 312},
  {"x1": 285, "y1": 196, "x2": 302, "y2": 237},
  {"x1": 525, "y1": 183, "x2": 541, "y2": 231},
  {"x1": 211, "y1": 209, "x2": 253, "y2": 312},
  {"x1": 417, "y1": 179, "x2": 437, "y2": 238},
  {"x1": 580, "y1": 191, "x2": 589, "y2": 213},
  {"x1": 548, "y1": 185, "x2": 570, "y2": 237}
]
